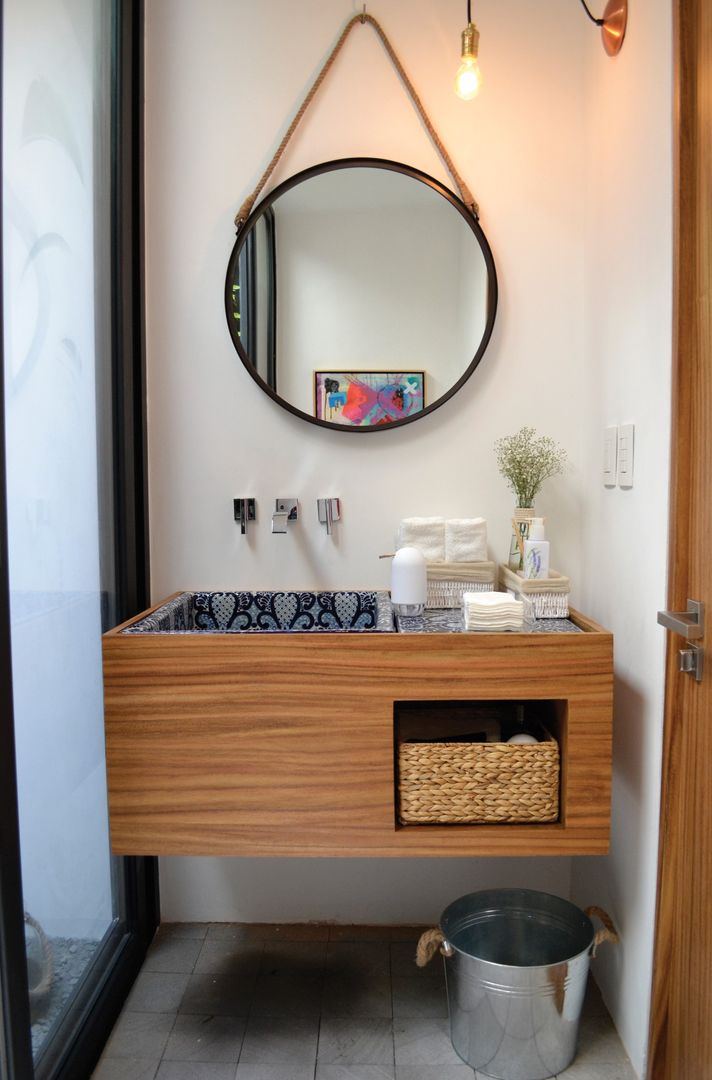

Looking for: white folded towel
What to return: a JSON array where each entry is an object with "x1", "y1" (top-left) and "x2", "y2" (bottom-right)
[
  {"x1": 445, "y1": 518, "x2": 488, "y2": 562},
  {"x1": 397, "y1": 517, "x2": 446, "y2": 562}
]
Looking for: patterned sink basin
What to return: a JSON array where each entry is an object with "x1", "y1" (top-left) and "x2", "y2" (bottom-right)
[{"x1": 123, "y1": 590, "x2": 394, "y2": 634}]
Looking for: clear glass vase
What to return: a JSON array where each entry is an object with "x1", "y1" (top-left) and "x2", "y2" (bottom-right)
[{"x1": 508, "y1": 507, "x2": 535, "y2": 570}]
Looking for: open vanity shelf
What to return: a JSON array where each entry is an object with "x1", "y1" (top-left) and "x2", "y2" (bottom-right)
[{"x1": 102, "y1": 600, "x2": 612, "y2": 858}]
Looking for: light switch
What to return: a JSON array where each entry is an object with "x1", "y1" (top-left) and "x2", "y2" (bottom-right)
[
  {"x1": 603, "y1": 426, "x2": 618, "y2": 487},
  {"x1": 618, "y1": 423, "x2": 635, "y2": 488}
]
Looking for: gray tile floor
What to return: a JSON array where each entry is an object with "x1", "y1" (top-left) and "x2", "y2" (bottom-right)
[{"x1": 92, "y1": 924, "x2": 637, "y2": 1080}]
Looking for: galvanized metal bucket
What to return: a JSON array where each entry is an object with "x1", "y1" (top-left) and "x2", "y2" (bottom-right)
[{"x1": 417, "y1": 888, "x2": 617, "y2": 1080}]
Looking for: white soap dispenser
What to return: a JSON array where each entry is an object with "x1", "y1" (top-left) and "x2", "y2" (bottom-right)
[
  {"x1": 523, "y1": 518, "x2": 550, "y2": 580},
  {"x1": 390, "y1": 546, "x2": 427, "y2": 616}
]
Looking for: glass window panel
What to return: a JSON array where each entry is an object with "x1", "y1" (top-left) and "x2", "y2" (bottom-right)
[{"x1": 2, "y1": 0, "x2": 120, "y2": 1061}]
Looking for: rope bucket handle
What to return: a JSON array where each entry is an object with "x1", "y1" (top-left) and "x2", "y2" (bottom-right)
[
  {"x1": 417, "y1": 908, "x2": 617, "y2": 968},
  {"x1": 585, "y1": 905, "x2": 619, "y2": 957},
  {"x1": 416, "y1": 927, "x2": 454, "y2": 967}
]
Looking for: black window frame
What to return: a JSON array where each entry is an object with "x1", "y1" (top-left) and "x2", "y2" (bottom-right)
[{"x1": 0, "y1": 2, "x2": 158, "y2": 1077}]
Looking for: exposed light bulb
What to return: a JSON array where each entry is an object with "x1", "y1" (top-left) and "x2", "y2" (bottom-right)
[
  {"x1": 455, "y1": 56, "x2": 482, "y2": 100},
  {"x1": 455, "y1": 21, "x2": 481, "y2": 101}
]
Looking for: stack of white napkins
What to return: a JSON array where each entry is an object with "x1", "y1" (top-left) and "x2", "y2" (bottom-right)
[{"x1": 462, "y1": 590, "x2": 524, "y2": 632}]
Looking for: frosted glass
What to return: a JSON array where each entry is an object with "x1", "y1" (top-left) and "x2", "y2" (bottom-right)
[{"x1": 2, "y1": 0, "x2": 117, "y2": 1058}]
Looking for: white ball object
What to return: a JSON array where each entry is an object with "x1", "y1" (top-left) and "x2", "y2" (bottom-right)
[{"x1": 506, "y1": 733, "x2": 539, "y2": 745}]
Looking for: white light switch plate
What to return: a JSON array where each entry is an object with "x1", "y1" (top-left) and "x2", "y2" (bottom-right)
[
  {"x1": 618, "y1": 423, "x2": 635, "y2": 488},
  {"x1": 603, "y1": 426, "x2": 618, "y2": 487}
]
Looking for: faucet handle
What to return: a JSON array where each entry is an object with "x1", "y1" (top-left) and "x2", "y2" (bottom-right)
[
  {"x1": 233, "y1": 497, "x2": 256, "y2": 535},
  {"x1": 317, "y1": 498, "x2": 341, "y2": 535}
]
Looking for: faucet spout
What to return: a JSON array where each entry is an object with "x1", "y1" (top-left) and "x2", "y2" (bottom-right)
[
  {"x1": 272, "y1": 498, "x2": 298, "y2": 534},
  {"x1": 272, "y1": 511, "x2": 289, "y2": 534}
]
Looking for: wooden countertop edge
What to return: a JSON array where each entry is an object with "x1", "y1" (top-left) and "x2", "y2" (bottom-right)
[
  {"x1": 104, "y1": 592, "x2": 185, "y2": 635},
  {"x1": 110, "y1": 836, "x2": 611, "y2": 858},
  {"x1": 104, "y1": 596, "x2": 612, "y2": 639}
]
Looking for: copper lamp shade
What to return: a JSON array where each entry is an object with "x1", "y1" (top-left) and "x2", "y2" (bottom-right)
[{"x1": 600, "y1": 0, "x2": 627, "y2": 56}]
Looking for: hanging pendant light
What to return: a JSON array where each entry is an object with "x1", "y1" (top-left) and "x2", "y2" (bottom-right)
[
  {"x1": 454, "y1": 0, "x2": 482, "y2": 101},
  {"x1": 453, "y1": 0, "x2": 627, "y2": 104}
]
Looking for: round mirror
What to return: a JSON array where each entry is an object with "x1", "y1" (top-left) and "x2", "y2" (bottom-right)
[{"x1": 225, "y1": 158, "x2": 497, "y2": 432}]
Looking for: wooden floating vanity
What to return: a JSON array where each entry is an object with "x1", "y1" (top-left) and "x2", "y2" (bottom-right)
[{"x1": 103, "y1": 596, "x2": 613, "y2": 858}]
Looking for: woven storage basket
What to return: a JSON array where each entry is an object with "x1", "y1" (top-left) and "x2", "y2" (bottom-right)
[
  {"x1": 426, "y1": 560, "x2": 496, "y2": 608},
  {"x1": 398, "y1": 729, "x2": 559, "y2": 824},
  {"x1": 498, "y1": 564, "x2": 571, "y2": 619}
]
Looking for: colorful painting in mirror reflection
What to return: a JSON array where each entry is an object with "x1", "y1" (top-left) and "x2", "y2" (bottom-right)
[{"x1": 314, "y1": 371, "x2": 425, "y2": 426}]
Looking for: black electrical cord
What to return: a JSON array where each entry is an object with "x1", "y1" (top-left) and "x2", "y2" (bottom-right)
[
  {"x1": 577, "y1": 0, "x2": 604, "y2": 26},
  {"x1": 468, "y1": 0, "x2": 602, "y2": 31}
]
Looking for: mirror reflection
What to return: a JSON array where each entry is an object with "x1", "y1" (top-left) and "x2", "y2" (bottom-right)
[{"x1": 226, "y1": 160, "x2": 497, "y2": 431}]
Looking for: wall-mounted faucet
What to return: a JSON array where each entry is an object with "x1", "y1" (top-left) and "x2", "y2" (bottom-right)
[
  {"x1": 234, "y1": 497, "x2": 256, "y2": 535},
  {"x1": 272, "y1": 498, "x2": 299, "y2": 534},
  {"x1": 317, "y1": 498, "x2": 341, "y2": 535}
]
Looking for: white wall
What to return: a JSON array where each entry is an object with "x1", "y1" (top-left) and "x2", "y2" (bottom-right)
[
  {"x1": 571, "y1": 4, "x2": 673, "y2": 1076},
  {"x1": 159, "y1": 856, "x2": 572, "y2": 927},
  {"x1": 145, "y1": 0, "x2": 589, "y2": 598},
  {"x1": 145, "y1": 3, "x2": 673, "y2": 1076}
]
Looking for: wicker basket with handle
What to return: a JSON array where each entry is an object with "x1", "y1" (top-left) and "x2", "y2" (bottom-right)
[{"x1": 398, "y1": 728, "x2": 559, "y2": 824}]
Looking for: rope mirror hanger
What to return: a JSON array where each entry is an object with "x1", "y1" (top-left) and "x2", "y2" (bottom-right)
[{"x1": 234, "y1": 8, "x2": 479, "y2": 231}]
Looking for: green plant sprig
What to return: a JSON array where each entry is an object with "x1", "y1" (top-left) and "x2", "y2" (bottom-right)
[{"x1": 494, "y1": 426, "x2": 567, "y2": 508}]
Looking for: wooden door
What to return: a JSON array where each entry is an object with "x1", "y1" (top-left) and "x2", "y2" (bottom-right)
[{"x1": 648, "y1": 1, "x2": 712, "y2": 1076}]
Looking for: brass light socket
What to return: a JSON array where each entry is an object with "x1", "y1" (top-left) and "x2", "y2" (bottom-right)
[{"x1": 461, "y1": 22, "x2": 480, "y2": 61}]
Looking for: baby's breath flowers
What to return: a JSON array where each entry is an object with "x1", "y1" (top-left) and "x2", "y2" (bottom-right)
[{"x1": 495, "y1": 427, "x2": 567, "y2": 508}]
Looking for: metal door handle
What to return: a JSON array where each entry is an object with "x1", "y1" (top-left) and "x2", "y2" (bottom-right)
[
  {"x1": 659, "y1": 599, "x2": 705, "y2": 681},
  {"x1": 657, "y1": 599, "x2": 705, "y2": 640}
]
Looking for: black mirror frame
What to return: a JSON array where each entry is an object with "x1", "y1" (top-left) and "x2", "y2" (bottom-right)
[{"x1": 225, "y1": 157, "x2": 498, "y2": 434}]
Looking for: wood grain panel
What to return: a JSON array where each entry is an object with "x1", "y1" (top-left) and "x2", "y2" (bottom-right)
[
  {"x1": 103, "y1": 606, "x2": 612, "y2": 857},
  {"x1": 649, "y1": 0, "x2": 712, "y2": 1074}
]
